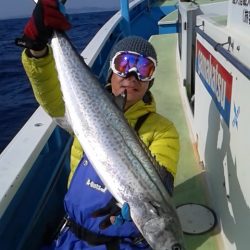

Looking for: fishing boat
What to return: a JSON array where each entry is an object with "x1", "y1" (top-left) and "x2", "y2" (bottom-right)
[{"x1": 0, "y1": 0, "x2": 249, "y2": 249}]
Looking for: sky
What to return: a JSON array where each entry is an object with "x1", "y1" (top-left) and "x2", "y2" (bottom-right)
[{"x1": 0, "y1": 0, "x2": 120, "y2": 20}]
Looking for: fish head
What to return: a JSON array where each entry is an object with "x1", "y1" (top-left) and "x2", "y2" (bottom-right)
[{"x1": 136, "y1": 201, "x2": 185, "y2": 250}]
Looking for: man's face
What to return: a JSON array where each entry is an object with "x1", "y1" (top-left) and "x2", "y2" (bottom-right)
[{"x1": 111, "y1": 72, "x2": 149, "y2": 110}]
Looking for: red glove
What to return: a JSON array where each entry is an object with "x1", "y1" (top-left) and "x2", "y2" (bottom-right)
[{"x1": 15, "y1": 0, "x2": 71, "y2": 51}]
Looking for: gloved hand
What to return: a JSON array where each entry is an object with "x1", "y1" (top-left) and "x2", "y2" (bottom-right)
[
  {"x1": 111, "y1": 202, "x2": 131, "y2": 225},
  {"x1": 92, "y1": 197, "x2": 132, "y2": 229},
  {"x1": 15, "y1": 0, "x2": 71, "y2": 51}
]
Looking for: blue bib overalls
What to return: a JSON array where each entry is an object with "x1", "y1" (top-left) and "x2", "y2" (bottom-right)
[{"x1": 49, "y1": 155, "x2": 151, "y2": 250}]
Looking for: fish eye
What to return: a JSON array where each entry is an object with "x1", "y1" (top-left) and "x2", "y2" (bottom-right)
[{"x1": 172, "y1": 243, "x2": 182, "y2": 250}]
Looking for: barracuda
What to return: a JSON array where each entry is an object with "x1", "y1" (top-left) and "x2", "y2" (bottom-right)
[{"x1": 51, "y1": 31, "x2": 185, "y2": 250}]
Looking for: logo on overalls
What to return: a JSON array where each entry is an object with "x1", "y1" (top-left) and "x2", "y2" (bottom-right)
[{"x1": 86, "y1": 179, "x2": 107, "y2": 193}]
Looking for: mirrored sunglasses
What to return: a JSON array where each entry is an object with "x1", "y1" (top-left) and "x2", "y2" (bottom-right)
[{"x1": 111, "y1": 51, "x2": 156, "y2": 82}]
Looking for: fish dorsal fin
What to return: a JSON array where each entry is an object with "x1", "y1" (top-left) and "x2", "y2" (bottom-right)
[{"x1": 113, "y1": 90, "x2": 127, "y2": 112}]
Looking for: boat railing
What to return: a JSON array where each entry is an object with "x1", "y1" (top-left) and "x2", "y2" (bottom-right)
[
  {"x1": 195, "y1": 27, "x2": 250, "y2": 80},
  {"x1": 0, "y1": 107, "x2": 56, "y2": 217}
]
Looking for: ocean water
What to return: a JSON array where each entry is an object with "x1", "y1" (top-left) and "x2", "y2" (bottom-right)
[{"x1": 0, "y1": 11, "x2": 115, "y2": 153}]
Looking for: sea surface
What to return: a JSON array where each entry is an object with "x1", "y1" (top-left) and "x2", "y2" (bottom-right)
[{"x1": 0, "y1": 11, "x2": 115, "y2": 153}]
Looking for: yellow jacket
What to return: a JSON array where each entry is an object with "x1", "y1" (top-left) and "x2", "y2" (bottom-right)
[{"x1": 22, "y1": 47, "x2": 180, "y2": 185}]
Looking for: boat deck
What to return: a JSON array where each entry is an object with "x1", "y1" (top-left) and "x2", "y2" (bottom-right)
[{"x1": 150, "y1": 34, "x2": 221, "y2": 249}]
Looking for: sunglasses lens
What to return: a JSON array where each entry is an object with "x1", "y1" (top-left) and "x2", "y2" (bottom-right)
[
  {"x1": 113, "y1": 52, "x2": 155, "y2": 80},
  {"x1": 114, "y1": 54, "x2": 131, "y2": 73},
  {"x1": 137, "y1": 57, "x2": 155, "y2": 79}
]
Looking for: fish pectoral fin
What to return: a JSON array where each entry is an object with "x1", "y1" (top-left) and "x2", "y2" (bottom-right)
[
  {"x1": 140, "y1": 200, "x2": 161, "y2": 217},
  {"x1": 113, "y1": 90, "x2": 127, "y2": 112},
  {"x1": 148, "y1": 201, "x2": 161, "y2": 216}
]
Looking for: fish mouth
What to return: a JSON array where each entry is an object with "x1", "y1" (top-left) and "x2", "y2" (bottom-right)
[{"x1": 142, "y1": 218, "x2": 183, "y2": 250}]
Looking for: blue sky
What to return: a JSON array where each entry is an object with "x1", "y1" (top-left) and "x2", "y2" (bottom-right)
[{"x1": 0, "y1": 0, "x2": 120, "y2": 20}]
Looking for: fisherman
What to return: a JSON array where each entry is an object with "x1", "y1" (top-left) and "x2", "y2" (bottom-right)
[{"x1": 16, "y1": 0, "x2": 180, "y2": 249}]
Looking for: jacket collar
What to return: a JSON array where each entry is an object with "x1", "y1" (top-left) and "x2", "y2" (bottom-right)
[{"x1": 125, "y1": 93, "x2": 156, "y2": 122}]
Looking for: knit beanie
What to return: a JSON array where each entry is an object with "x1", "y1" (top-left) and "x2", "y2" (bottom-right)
[{"x1": 107, "y1": 36, "x2": 157, "y2": 86}]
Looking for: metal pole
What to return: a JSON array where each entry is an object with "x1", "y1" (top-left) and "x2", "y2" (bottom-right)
[{"x1": 120, "y1": 0, "x2": 131, "y2": 35}]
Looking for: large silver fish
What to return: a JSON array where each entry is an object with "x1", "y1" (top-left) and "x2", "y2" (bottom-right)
[{"x1": 51, "y1": 31, "x2": 185, "y2": 250}]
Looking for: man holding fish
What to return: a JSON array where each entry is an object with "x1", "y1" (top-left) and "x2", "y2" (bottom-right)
[{"x1": 16, "y1": 0, "x2": 183, "y2": 249}]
